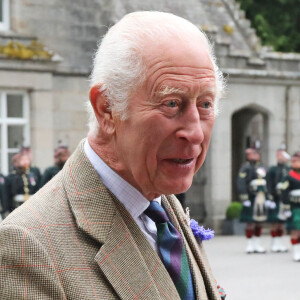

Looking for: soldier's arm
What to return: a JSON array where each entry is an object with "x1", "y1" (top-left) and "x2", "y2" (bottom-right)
[
  {"x1": 266, "y1": 167, "x2": 275, "y2": 200},
  {"x1": 4, "y1": 176, "x2": 13, "y2": 213},
  {"x1": 280, "y1": 176, "x2": 290, "y2": 204},
  {"x1": 237, "y1": 164, "x2": 250, "y2": 202},
  {"x1": 40, "y1": 168, "x2": 52, "y2": 187},
  {"x1": 1, "y1": 178, "x2": 10, "y2": 216},
  {"x1": 34, "y1": 167, "x2": 42, "y2": 190}
]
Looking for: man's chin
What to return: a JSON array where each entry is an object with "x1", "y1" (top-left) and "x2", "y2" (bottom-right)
[{"x1": 160, "y1": 180, "x2": 192, "y2": 196}]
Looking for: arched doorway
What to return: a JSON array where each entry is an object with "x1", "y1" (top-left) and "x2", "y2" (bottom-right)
[{"x1": 231, "y1": 106, "x2": 269, "y2": 202}]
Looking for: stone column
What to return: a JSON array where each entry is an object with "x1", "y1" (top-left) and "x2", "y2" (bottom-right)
[{"x1": 286, "y1": 86, "x2": 300, "y2": 153}]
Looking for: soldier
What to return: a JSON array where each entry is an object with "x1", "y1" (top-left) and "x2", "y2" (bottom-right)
[
  {"x1": 5, "y1": 152, "x2": 40, "y2": 211},
  {"x1": 237, "y1": 148, "x2": 270, "y2": 253},
  {"x1": 20, "y1": 147, "x2": 42, "y2": 185},
  {"x1": 41, "y1": 146, "x2": 70, "y2": 186},
  {"x1": 281, "y1": 151, "x2": 300, "y2": 261},
  {"x1": 0, "y1": 172, "x2": 6, "y2": 221},
  {"x1": 266, "y1": 149, "x2": 290, "y2": 252}
]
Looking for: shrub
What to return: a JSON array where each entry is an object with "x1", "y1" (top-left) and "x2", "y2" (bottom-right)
[{"x1": 226, "y1": 202, "x2": 242, "y2": 220}]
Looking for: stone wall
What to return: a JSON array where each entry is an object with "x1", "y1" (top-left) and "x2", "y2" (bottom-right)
[
  {"x1": 10, "y1": 0, "x2": 108, "y2": 73},
  {"x1": 9, "y1": 0, "x2": 257, "y2": 73},
  {"x1": 52, "y1": 75, "x2": 89, "y2": 154}
]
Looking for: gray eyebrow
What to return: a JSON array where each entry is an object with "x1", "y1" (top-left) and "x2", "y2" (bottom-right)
[{"x1": 156, "y1": 86, "x2": 185, "y2": 96}]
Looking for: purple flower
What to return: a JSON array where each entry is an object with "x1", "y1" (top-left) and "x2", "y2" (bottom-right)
[{"x1": 190, "y1": 219, "x2": 214, "y2": 242}]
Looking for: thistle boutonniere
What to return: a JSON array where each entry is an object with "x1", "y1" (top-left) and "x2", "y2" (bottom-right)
[{"x1": 185, "y1": 207, "x2": 215, "y2": 242}]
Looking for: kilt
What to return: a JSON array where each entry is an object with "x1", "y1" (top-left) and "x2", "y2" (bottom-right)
[{"x1": 291, "y1": 208, "x2": 300, "y2": 230}]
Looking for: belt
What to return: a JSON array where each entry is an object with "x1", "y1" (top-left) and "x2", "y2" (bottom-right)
[{"x1": 13, "y1": 194, "x2": 31, "y2": 203}]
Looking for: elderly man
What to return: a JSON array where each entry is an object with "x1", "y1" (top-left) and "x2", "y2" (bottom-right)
[{"x1": 0, "y1": 12, "x2": 225, "y2": 299}]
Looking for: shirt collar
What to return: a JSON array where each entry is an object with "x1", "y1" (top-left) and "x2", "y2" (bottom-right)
[{"x1": 84, "y1": 140, "x2": 161, "y2": 219}]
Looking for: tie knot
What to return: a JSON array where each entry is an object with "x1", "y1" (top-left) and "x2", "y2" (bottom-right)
[{"x1": 144, "y1": 201, "x2": 169, "y2": 224}]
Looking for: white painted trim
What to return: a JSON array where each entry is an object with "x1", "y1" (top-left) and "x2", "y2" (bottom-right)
[
  {"x1": 0, "y1": 92, "x2": 8, "y2": 175},
  {"x1": 23, "y1": 93, "x2": 30, "y2": 147},
  {"x1": 4, "y1": 119, "x2": 28, "y2": 125},
  {"x1": 0, "y1": 90, "x2": 30, "y2": 175},
  {"x1": 0, "y1": 0, "x2": 10, "y2": 31}
]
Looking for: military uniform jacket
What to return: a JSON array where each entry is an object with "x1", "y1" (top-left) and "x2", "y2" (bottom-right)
[
  {"x1": 266, "y1": 164, "x2": 289, "y2": 202},
  {"x1": 237, "y1": 161, "x2": 262, "y2": 201},
  {"x1": 0, "y1": 140, "x2": 221, "y2": 300},
  {"x1": 30, "y1": 166, "x2": 42, "y2": 186},
  {"x1": 0, "y1": 174, "x2": 6, "y2": 213},
  {"x1": 41, "y1": 165, "x2": 62, "y2": 187},
  {"x1": 5, "y1": 168, "x2": 40, "y2": 211},
  {"x1": 281, "y1": 170, "x2": 300, "y2": 208}
]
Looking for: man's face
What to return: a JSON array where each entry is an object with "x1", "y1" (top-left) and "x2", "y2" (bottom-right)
[
  {"x1": 19, "y1": 154, "x2": 30, "y2": 170},
  {"x1": 248, "y1": 151, "x2": 260, "y2": 162},
  {"x1": 291, "y1": 157, "x2": 300, "y2": 170},
  {"x1": 55, "y1": 149, "x2": 70, "y2": 166},
  {"x1": 112, "y1": 37, "x2": 216, "y2": 199},
  {"x1": 277, "y1": 150, "x2": 288, "y2": 164}
]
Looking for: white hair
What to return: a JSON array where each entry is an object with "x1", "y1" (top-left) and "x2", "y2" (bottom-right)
[{"x1": 88, "y1": 11, "x2": 225, "y2": 136}]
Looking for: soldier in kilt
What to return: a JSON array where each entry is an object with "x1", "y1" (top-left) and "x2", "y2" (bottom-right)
[
  {"x1": 281, "y1": 151, "x2": 300, "y2": 261},
  {"x1": 266, "y1": 149, "x2": 290, "y2": 252},
  {"x1": 5, "y1": 152, "x2": 40, "y2": 212},
  {"x1": 41, "y1": 146, "x2": 70, "y2": 186},
  {"x1": 237, "y1": 148, "x2": 270, "y2": 253}
]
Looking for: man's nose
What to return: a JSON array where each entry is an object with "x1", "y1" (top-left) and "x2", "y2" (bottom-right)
[{"x1": 175, "y1": 105, "x2": 204, "y2": 144}]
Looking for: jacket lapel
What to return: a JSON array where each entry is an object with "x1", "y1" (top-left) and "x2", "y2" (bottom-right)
[
  {"x1": 163, "y1": 195, "x2": 221, "y2": 300},
  {"x1": 62, "y1": 140, "x2": 179, "y2": 300},
  {"x1": 94, "y1": 207, "x2": 162, "y2": 300},
  {"x1": 62, "y1": 139, "x2": 115, "y2": 245},
  {"x1": 95, "y1": 200, "x2": 180, "y2": 300},
  {"x1": 109, "y1": 197, "x2": 181, "y2": 300}
]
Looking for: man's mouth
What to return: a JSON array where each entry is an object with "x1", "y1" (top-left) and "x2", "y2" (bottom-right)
[{"x1": 171, "y1": 158, "x2": 194, "y2": 164}]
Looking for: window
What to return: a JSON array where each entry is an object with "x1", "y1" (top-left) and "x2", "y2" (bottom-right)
[
  {"x1": 0, "y1": 0, "x2": 9, "y2": 31},
  {"x1": 0, "y1": 91, "x2": 30, "y2": 174}
]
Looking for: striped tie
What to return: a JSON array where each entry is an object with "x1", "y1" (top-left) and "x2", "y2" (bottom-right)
[{"x1": 144, "y1": 201, "x2": 195, "y2": 300}]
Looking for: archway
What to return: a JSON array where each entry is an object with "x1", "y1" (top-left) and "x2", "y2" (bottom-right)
[{"x1": 231, "y1": 106, "x2": 269, "y2": 202}]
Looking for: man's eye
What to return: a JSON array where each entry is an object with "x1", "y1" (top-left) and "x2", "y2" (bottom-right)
[
  {"x1": 201, "y1": 101, "x2": 211, "y2": 109},
  {"x1": 166, "y1": 100, "x2": 178, "y2": 108}
]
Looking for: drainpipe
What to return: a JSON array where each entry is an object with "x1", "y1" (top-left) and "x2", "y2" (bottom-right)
[{"x1": 285, "y1": 86, "x2": 290, "y2": 152}]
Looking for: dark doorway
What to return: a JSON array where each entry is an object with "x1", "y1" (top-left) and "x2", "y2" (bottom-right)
[{"x1": 231, "y1": 107, "x2": 269, "y2": 202}]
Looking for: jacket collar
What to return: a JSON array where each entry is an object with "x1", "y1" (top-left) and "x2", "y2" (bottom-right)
[{"x1": 62, "y1": 139, "x2": 116, "y2": 244}]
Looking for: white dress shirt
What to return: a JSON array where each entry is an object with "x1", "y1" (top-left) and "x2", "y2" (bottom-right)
[{"x1": 84, "y1": 140, "x2": 160, "y2": 253}]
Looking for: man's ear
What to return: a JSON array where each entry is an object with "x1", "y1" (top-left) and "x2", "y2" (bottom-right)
[{"x1": 89, "y1": 85, "x2": 115, "y2": 135}]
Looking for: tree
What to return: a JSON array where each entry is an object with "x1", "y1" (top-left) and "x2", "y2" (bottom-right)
[{"x1": 236, "y1": 0, "x2": 300, "y2": 52}]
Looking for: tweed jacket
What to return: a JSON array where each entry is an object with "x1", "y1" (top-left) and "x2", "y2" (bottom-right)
[{"x1": 0, "y1": 140, "x2": 221, "y2": 300}]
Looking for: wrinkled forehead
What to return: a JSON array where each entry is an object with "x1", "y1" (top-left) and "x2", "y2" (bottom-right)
[
  {"x1": 141, "y1": 30, "x2": 210, "y2": 60},
  {"x1": 141, "y1": 36, "x2": 215, "y2": 86}
]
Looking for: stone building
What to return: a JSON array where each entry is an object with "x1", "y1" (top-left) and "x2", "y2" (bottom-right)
[{"x1": 0, "y1": 0, "x2": 299, "y2": 230}]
